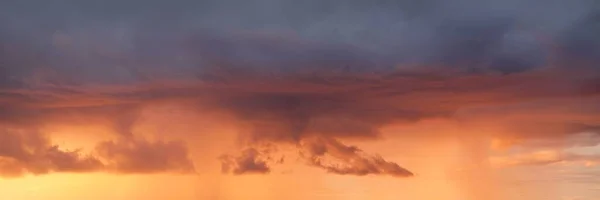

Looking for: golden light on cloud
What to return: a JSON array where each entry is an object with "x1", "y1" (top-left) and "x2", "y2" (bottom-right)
[{"x1": 2, "y1": 0, "x2": 600, "y2": 199}]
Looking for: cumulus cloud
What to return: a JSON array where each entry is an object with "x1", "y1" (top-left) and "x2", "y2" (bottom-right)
[
  {"x1": 0, "y1": 127, "x2": 195, "y2": 177},
  {"x1": 0, "y1": 129, "x2": 103, "y2": 177},
  {"x1": 219, "y1": 148, "x2": 272, "y2": 175},
  {"x1": 300, "y1": 137, "x2": 413, "y2": 177}
]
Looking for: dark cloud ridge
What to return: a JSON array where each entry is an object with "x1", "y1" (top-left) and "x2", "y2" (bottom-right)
[{"x1": 1, "y1": 0, "x2": 599, "y2": 87}]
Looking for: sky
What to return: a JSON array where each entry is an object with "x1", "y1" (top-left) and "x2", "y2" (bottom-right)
[{"x1": 0, "y1": 0, "x2": 599, "y2": 200}]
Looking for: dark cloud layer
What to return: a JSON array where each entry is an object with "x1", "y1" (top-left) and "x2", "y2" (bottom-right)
[
  {"x1": 1, "y1": 0, "x2": 600, "y2": 177},
  {"x1": 1, "y1": 0, "x2": 599, "y2": 84}
]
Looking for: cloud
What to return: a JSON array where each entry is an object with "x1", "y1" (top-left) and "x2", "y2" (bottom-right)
[
  {"x1": 96, "y1": 137, "x2": 196, "y2": 174},
  {"x1": 489, "y1": 150, "x2": 600, "y2": 167},
  {"x1": 219, "y1": 148, "x2": 272, "y2": 175},
  {"x1": 300, "y1": 137, "x2": 413, "y2": 177},
  {"x1": 0, "y1": 127, "x2": 195, "y2": 177},
  {"x1": 1, "y1": 0, "x2": 598, "y2": 80},
  {"x1": 0, "y1": 128, "x2": 103, "y2": 177},
  {"x1": 1, "y1": 66, "x2": 599, "y2": 177},
  {"x1": 0, "y1": 0, "x2": 599, "y2": 179},
  {"x1": 1, "y1": 66, "x2": 599, "y2": 178},
  {"x1": 457, "y1": 97, "x2": 600, "y2": 149}
]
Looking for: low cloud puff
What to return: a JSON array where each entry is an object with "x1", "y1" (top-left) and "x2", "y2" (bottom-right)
[
  {"x1": 0, "y1": 128, "x2": 195, "y2": 177},
  {"x1": 0, "y1": 129, "x2": 102, "y2": 177}
]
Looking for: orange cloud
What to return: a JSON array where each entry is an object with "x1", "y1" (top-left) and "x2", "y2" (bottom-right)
[
  {"x1": 219, "y1": 148, "x2": 272, "y2": 175},
  {"x1": 489, "y1": 150, "x2": 600, "y2": 167},
  {"x1": 95, "y1": 137, "x2": 195, "y2": 174},
  {"x1": 1, "y1": 66, "x2": 599, "y2": 178},
  {"x1": 1, "y1": 20, "x2": 599, "y2": 178},
  {"x1": 300, "y1": 137, "x2": 413, "y2": 177},
  {"x1": 0, "y1": 129, "x2": 103, "y2": 177},
  {"x1": 0, "y1": 127, "x2": 195, "y2": 177}
]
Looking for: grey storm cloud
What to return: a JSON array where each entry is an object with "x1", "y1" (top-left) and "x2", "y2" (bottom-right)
[
  {"x1": 1, "y1": 0, "x2": 599, "y2": 177},
  {"x1": 0, "y1": 0, "x2": 598, "y2": 85}
]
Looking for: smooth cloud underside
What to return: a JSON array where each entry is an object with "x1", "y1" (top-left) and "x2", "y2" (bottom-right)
[{"x1": 1, "y1": 0, "x2": 600, "y2": 177}]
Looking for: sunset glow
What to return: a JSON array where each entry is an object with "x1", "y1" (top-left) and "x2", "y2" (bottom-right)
[{"x1": 1, "y1": 0, "x2": 600, "y2": 200}]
